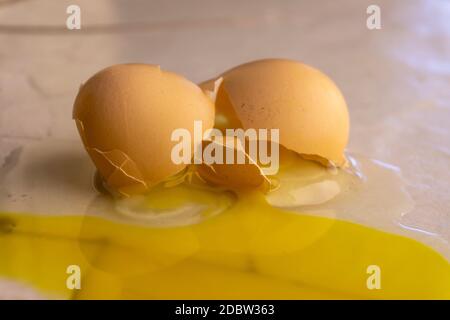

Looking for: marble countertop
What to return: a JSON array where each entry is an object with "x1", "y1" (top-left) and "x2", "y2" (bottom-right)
[{"x1": 0, "y1": 0, "x2": 449, "y2": 299}]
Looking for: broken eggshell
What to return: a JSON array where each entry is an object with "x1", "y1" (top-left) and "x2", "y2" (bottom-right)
[
  {"x1": 200, "y1": 59, "x2": 350, "y2": 167},
  {"x1": 196, "y1": 136, "x2": 271, "y2": 190},
  {"x1": 73, "y1": 64, "x2": 215, "y2": 197}
]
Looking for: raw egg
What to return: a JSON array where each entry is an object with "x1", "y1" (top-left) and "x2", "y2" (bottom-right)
[{"x1": 73, "y1": 64, "x2": 214, "y2": 196}]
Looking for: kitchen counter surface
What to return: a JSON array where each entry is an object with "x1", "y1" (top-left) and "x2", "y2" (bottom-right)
[{"x1": 0, "y1": 0, "x2": 449, "y2": 299}]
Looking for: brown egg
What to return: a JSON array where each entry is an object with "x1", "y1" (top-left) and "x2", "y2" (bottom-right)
[
  {"x1": 73, "y1": 64, "x2": 214, "y2": 196},
  {"x1": 200, "y1": 59, "x2": 349, "y2": 167}
]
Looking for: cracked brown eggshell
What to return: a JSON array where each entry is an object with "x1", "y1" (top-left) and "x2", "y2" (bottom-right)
[
  {"x1": 196, "y1": 138, "x2": 270, "y2": 190},
  {"x1": 73, "y1": 64, "x2": 214, "y2": 196},
  {"x1": 200, "y1": 59, "x2": 350, "y2": 166}
]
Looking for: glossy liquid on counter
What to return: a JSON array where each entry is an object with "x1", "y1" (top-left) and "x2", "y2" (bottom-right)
[{"x1": 0, "y1": 153, "x2": 449, "y2": 299}]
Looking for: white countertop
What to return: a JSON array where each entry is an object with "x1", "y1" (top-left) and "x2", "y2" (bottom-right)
[{"x1": 0, "y1": 0, "x2": 449, "y2": 299}]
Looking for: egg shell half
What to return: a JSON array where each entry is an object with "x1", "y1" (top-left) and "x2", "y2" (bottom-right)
[
  {"x1": 73, "y1": 64, "x2": 215, "y2": 196},
  {"x1": 201, "y1": 59, "x2": 349, "y2": 166}
]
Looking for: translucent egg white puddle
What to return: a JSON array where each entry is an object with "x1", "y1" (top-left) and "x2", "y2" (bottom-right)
[
  {"x1": 266, "y1": 153, "x2": 415, "y2": 233},
  {"x1": 86, "y1": 183, "x2": 236, "y2": 228}
]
